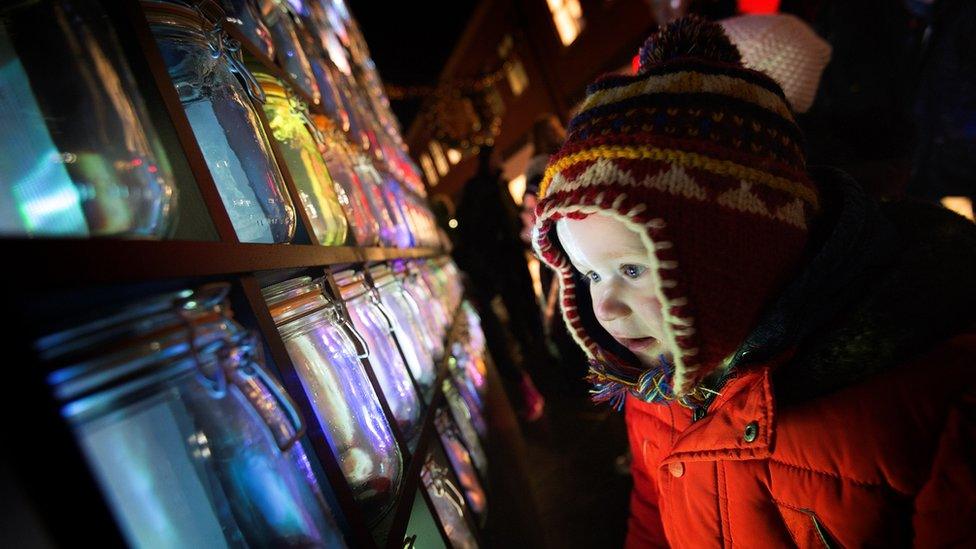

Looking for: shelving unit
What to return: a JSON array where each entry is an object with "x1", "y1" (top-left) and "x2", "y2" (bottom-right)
[{"x1": 2, "y1": 1, "x2": 524, "y2": 548}]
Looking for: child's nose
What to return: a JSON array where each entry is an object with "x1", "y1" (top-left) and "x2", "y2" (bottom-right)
[{"x1": 594, "y1": 286, "x2": 630, "y2": 322}]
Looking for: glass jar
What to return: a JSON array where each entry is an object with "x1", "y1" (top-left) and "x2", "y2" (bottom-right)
[
  {"x1": 314, "y1": 124, "x2": 380, "y2": 246},
  {"x1": 395, "y1": 263, "x2": 444, "y2": 361},
  {"x1": 448, "y1": 345, "x2": 486, "y2": 413},
  {"x1": 407, "y1": 262, "x2": 450, "y2": 338},
  {"x1": 217, "y1": 0, "x2": 275, "y2": 60},
  {"x1": 369, "y1": 265, "x2": 437, "y2": 398},
  {"x1": 286, "y1": 2, "x2": 352, "y2": 134},
  {"x1": 380, "y1": 173, "x2": 417, "y2": 248},
  {"x1": 443, "y1": 378, "x2": 487, "y2": 477},
  {"x1": 0, "y1": 0, "x2": 178, "y2": 238},
  {"x1": 263, "y1": 276, "x2": 401, "y2": 523},
  {"x1": 420, "y1": 455, "x2": 479, "y2": 549},
  {"x1": 253, "y1": 70, "x2": 349, "y2": 246},
  {"x1": 435, "y1": 409, "x2": 487, "y2": 521},
  {"x1": 37, "y1": 285, "x2": 343, "y2": 547},
  {"x1": 335, "y1": 269, "x2": 422, "y2": 445},
  {"x1": 145, "y1": 1, "x2": 296, "y2": 243},
  {"x1": 258, "y1": 0, "x2": 320, "y2": 105},
  {"x1": 352, "y1": 158, "x2": 407, "y2": 247}
]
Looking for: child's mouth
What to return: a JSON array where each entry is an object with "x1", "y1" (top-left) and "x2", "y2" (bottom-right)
[{"x1": 616, "y1": 336, "x2": 655, "y2": 352}]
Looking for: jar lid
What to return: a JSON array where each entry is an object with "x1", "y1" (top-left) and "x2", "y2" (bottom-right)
[
  {"x1": 262, "y1": 276, "x2": 331, "y2": 326},
  {"x1": 38, "y1": 284, "x2": 238, "y2": 412},
  {"x1": 333, "y1": 269, "x2": 369, "y2": 301},
  {"x1": 141, "y1": 1, "x2": 210, "y2": 34},
  {"x1": 368, "y1": 265, "x2": 395, "y2": 288},
  {"x1": 251, "y1": 68, "x2": 290, "y2": 100}
]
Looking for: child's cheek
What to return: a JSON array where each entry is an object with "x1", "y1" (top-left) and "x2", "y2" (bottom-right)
[{"x1": 636, "y1": 294, "x2": 665, "y2": 333}]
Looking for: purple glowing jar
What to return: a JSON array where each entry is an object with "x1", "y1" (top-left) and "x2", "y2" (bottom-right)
[{"x1": 263, "y1": 276, "x2": 402, "y2": 524}]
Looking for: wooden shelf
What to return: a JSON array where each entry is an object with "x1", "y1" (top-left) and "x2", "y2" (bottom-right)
[{"x1": 0, "y1": 238, "x2": 443, "y2": 288}]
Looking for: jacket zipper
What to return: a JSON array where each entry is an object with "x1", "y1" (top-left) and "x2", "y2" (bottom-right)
[{"x1": 691, "y1": 369, "x2": 735, "y2": 422}]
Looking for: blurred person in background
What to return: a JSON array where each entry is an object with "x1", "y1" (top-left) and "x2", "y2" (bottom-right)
[
  {"x1": 905, "y1": 0, "x2": 976, "y2": 220},
  {"x1": 454, "y1": 145, "x2": 547, "y2": 420}
]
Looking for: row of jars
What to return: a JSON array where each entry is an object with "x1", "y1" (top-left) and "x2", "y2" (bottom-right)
[
  {"x1": 146, "y1": 0, "x2": 438, "y2": 246},
  {"x1": 0, "y1": 0, "x2": 436, "y2": 244},
  {"x1": 36, "y1": 257, "x2": 483, "y2": 546},
  {"x1": 425, "y1": 300, "x2": 493, "y2": 549}
]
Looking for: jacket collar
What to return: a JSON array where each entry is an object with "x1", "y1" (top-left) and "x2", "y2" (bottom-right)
[{"x1": 660, "y1": 368, "x2": 774, "y2": 462}]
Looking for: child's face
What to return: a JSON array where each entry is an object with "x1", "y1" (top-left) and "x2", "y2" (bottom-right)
[{"x1": 556, "y1": 214, "x2": 666, "y2": 367}]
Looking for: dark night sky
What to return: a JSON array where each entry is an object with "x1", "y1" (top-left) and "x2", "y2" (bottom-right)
[{"x1": 346, "y1": 1, "x2": 479, "y2": 131}]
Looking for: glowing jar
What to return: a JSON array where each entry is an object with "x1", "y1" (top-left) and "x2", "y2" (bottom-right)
[
  {"x1": 254, "y1": 71, "x2": 348, "y2": 246},
  {"x1": 314, "y1": 119, "x2": 381, "y2": 246},
  {"x1": 335, "y1": 269, "x2": 422, "y2": 446},
  {"x1": 145, "y1": 1, "x2": 296, "y2": 243},
  {"x1": 259, "y1": 0, "x2": 320, "y2": 105},
  {"x1": 0, "y1": 0, "x2": 177, "y2": 237},
  {"x1": 263, "y1": 276, "x2": 402, "y2": 523},
  {"x1": 421, "y1": 455, "x2": 478, "y2": 549},
  {"x1": 369, "y1": 265, "x2": 437, "y2": 399},
  {"x1": 38, "y1": 285, "x2": 343, "y2": 547}
]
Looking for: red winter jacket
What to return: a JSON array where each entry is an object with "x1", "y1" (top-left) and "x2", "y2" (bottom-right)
[
  {"x1": 622, "y1": 196, "x2": 976, "y2": 547},
  {"x1": 625, "y1": 331, "x2": 976, "y2": 547}
]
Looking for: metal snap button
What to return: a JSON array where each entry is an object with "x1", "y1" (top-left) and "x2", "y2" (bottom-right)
[
  {"x1": 743, "y1": 421, "x2": 759, "y2": 443},
  {"x1": 668, "y1": 461, "x2": 685, "y2": 478}
]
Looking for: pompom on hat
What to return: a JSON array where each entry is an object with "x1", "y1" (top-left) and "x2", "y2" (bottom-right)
[
  {"x1": 719, "y1": 14, "x2": 832, "y2": 113},
  {"x1": 532, "y1": 16, "x2": 820, "y2": 406}
]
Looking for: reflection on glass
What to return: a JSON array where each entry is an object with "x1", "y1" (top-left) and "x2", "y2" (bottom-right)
[
  {"x1": 263, "y1": 276, "x2": 402, "y2": 523},
  {"x1": 0, "y1": 1, "x2": 177, "y2": 237},
  {"x1": 146, "y1": 2, "x2": 296, "y2": 243}
]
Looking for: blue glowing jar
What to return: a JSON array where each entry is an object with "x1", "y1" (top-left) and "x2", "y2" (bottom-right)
[
  {"x1": 258, "y1": 0, "x2": 320, "y2": 105},
  {"x1": 0, "y1": 0, "x2": 178, "y2": 238},
  {"x1": 38, "y1": 285, "x2": 344, "y2": 548},
  {"x1": 144, "y1": 1, "x2": 296, "y2": 243}
]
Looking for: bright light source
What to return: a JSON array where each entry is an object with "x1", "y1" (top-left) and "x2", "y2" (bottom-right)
[
  {"x1": 506, "y1": 57, "x2": 529, "y2": 96},
  {"x1": 420, "y1": 153, "x2": 438, "y2": 186},
  {"x1": 448, "y1": 218, "x2": 459, "y2": 229},
  {"x1": 446, "y1": 148, "x2": 462, "y2": 164},
  {"x1": 508, "y1": 174, "x2": 527, "y2": 205},
  {"x1": 941, "y1": 196, "x2": 974, "y2": 221},
  {"x1": 547, "y1": 0, "x2": 584, "y2": 46},
  {"x1": 429, "y1": 141, "x2": 450, "y2": 176}
]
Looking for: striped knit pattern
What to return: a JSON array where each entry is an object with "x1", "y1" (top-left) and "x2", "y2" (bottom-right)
[{"x1": 532, "y1": 17, "x2": 818, "y2": 403}]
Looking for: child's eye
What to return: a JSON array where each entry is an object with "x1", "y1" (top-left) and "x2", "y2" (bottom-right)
[
  {"x1": 585, "y1": 270, "x2": 602, "y2": 283},
  {"x1": 620, "y1": 264, "x2": 647, "y2": 279}
]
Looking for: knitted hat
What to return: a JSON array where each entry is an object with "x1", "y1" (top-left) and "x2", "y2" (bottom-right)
[
  {"x1": 532, "y1": 16, "x2": 820, "y2": 406},
  {"x1": 720, "y1": 14, "x2": 832, "y2": 113}
]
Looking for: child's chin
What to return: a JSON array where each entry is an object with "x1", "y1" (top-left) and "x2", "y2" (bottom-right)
[{"x1": 631, "y1": 341, "x2": 667, "y2": 364}]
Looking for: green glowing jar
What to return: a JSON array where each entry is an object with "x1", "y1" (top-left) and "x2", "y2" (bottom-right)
[{"x1": 256, "y1": 72, "x2": 349, "y2": 246}]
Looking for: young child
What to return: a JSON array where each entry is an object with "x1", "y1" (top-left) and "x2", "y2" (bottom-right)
[{"x1": 532, "y1": 16, "x2": 976, "y2": 547}]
